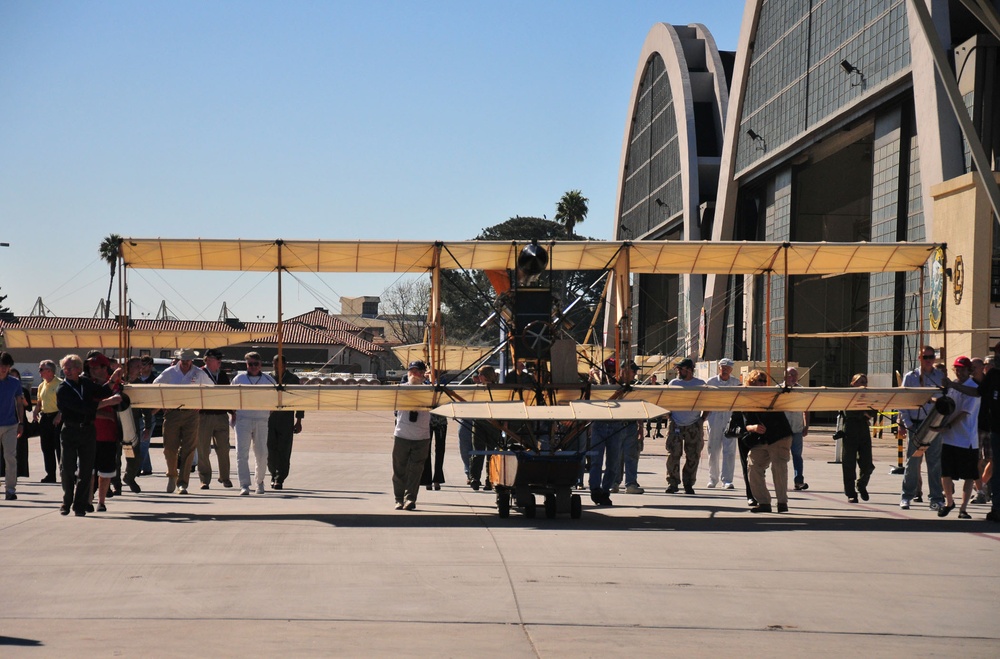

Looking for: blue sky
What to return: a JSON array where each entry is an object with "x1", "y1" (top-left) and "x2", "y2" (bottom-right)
[{"x1": 0, "y1": 0, "x2": 743, "y2": 322}]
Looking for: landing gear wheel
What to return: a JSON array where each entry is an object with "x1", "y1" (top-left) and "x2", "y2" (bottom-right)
[
  {"x1": 522, "y1": 496, "x2": 537, "y2": 518},
  {"x1": 544, "y1": 494, "x2": 557, "y2": 519},
  {"x1": 570, "y1": 494, "x2": 582, "y2": 519}
]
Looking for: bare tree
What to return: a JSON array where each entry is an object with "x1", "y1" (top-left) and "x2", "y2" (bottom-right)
[{"x1": 380, "y1": 278, "x2": 430, "y2": 345}]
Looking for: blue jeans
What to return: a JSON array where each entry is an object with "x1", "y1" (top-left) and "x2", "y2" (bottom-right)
[
  {"x1": 791, "y1": 431, "x2": 804, "y2": 484},
  {"x1": 457, "y1": 420, "x2": 473, "y2": 478},
  {"x1": 137, "y1": 409, "x2": 154, "y2": 473},
  {"x1": 588, "y1": 422, "x2": 627, "y2": 492},
  {"x1": 622, "y1": 424, "x2": 640, "y2": 487},
  {"x1": 901, "y1": 431, "x2": 944, "y2": 505}
]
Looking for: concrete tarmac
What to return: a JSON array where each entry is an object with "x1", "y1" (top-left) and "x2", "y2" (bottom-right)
[{"x1": 1, "y1": 411, "x2": 998, "y2": 657}]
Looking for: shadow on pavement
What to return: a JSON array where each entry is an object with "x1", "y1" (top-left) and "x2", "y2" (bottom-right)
[{"x1": 120, "y1": 506, "x2": 998, "y2": 534}]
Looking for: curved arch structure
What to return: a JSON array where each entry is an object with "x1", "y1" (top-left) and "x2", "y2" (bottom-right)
[
  {"x1": 610, "y1": 23, "x2": 732, "y2": 361},
  {"x1": 701, "y1": 0, "x2": 999, "y2": 386}
]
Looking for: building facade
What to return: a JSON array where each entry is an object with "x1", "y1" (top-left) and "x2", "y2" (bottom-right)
[
  {"x1": 619, "y1": 1, "x2": 1000, "y2": 386},
  {"x1": 613, "y1": 23, "x2": 733, "y2": 359}
]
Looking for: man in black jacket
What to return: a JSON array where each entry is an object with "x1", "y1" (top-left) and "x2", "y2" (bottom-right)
[
  {"x1": 198, "y1": 348, "x2": 234, "y2": 489},
  {"x1": 742, "y1": 369, "x2": 793, "y2": 513},
  {"x1": 55, "y1": 354, "x2": 120, "y2": 516},
  {"x1": 267, "y1": 355, "x2": 303, "y2": 490}
]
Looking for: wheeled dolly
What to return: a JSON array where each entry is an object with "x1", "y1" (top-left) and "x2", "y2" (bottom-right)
[{"x1": 488, "y1": 452, "x2": 583, "y2": 519}]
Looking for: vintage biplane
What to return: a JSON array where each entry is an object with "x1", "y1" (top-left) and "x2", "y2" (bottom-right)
[{"x1": 1, "y1": 237, "x2": 944, "y2": 517}]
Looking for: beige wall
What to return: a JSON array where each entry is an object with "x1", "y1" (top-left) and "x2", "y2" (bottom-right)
[{"x1": 930, "y1": 172, "x2": 1000, "y2": 361}]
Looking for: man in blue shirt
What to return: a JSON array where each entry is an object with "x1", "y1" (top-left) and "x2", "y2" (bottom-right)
[
  {"x1": 899, "y1": 346, "x2": 946, "y2": 511},
  {"x1": 0, "y1": 352, "x2": 26, "y2": 501}
]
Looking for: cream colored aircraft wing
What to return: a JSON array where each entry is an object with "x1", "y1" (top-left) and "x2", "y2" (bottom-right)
[
  {"x1": 1, "y1": 328, "x2": 262, "y2": 350},
  {"x1": 2, "y1": 329, "x2": 128, "y2": 350},
  {"x1": 124, "y1": 383, "x2": 937, "y2": 413},
  {"x1": 627, "y1": 241, "x2": 937, "y2": 275},
  {"x1": 125, "y1": 384, "x2": 445, "y2": 411},
  {"x1": 432, "y1": 400, "x2": 667, "y2": 420},
  {"x1": 391, "y1": 344, "x2": 495, "y2": 372},
  {"x1": 623, "y1": 385, "x2": 937, "y2": 412},
  {"x1": 121, "y1": 238, "x2": 938, "y2": 275}
]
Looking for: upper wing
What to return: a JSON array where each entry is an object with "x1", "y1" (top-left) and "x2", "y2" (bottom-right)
[
  {"x1": 124, "y1": 383, "x2": 937, "y2": 417},
  {"x1": 120, "y1": 239, "x2": 938, "y2": 275}
]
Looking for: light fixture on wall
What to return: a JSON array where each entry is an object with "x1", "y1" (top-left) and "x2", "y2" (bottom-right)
[
  {"x1": 654, "y1": 198, "x2": 671, "y2": 215},
  {"x1": 840, "y1": 59, "x2": 866, "y2": 87},
  {"x1": 746, "y1": 129, "x2": 767, "y2": 152}
]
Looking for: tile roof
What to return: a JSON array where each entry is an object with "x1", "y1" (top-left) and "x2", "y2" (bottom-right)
[
  {"x1": 0, "y1": 314, "x2": 385, "y2": 358},
  {"x1": 286, "y1": 309, "x2": 365, "y2": 333}
]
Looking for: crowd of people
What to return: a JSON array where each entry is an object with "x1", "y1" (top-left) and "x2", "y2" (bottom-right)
[
  {"x1": 0, "y1": 349, "x2": 304, "y2": 516},
  {"x1": 392, "y1": 345, "x2": 999, "y2": 521},
  {"x1": 2, "y1": 342, "x2": 997, "y2": 523}
]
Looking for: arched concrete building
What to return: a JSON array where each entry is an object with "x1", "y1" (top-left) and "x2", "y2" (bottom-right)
[
  {"x1": 611, "y1": 23, "x2": 733, "y2": 360},
  {"x1": 698, "y1": 0, "x2": 1000, "y2": 386}
]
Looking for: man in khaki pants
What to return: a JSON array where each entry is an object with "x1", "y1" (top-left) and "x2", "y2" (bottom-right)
[
  {"x1": 198, "y1": 348, "x2": 234, "y2": 489},
  {"x1": 153, "y1": 349, "x2": 214, "y2": 494}
]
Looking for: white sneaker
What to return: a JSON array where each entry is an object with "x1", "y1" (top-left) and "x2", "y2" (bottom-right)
[
  {"x1": 177, "y1": 485, "x2": 188, "y2": 495},
  {"x1": 899, "y1": 499, "x2": 910, "y2": 509},
  {"x1": 706, "y1": 482, "x2": 718, "y2": 489},
  {"x1": 625, "y1": 485, "x2": 645, "y2": 494},
  {"x1": 256, "y1": 483, "x2": 265, "y2": 494},
  {"x1": 723, "y1": 483, "x2": 735, "y2": 490},
  {"x1": 239, "y1": 487, "x2": 250, "y2": 496}
]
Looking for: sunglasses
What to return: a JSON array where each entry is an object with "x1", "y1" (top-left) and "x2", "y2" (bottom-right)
[
  {"x1": 921, "y1": 355, "x2": 935, "y2": 360},
  {"x1": 246, "y1": 361, "x2": 261, "y2": 366}
]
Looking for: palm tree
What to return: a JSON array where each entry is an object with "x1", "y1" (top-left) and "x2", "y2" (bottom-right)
[
  {"x1": 555, "y1": 190, "x2": 588, "y2": 236},
  {"x1": 98, "y1": 233, "x2": 122, "y2": 319}
]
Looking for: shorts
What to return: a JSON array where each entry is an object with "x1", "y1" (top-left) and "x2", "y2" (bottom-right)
[
  {"x1": 95, "y1": 440, "x2": 118, "y2": 478},
  {"x1": 941, "y1": 443, "x2": 980, "y2": 481}
]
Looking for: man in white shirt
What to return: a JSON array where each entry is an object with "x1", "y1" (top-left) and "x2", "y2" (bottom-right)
[
  {"x1": 392, "y1": 361, "x2": 432, "y2": 511},
  {"x1": 935, "y1": 356, "x2": 981, "y2": 519},
  {"x1": 153, "y1": 349, "x2": 215, "y2": 494},
  {"x1": 665, "y1": 358, "x2": 706, "y2": 494},
  {"x1": 230, "y1": 352, "x2": 277, "y2": 496},
  {"x1": 705, "y1": 358, "x2": 742, "y2": 489}
]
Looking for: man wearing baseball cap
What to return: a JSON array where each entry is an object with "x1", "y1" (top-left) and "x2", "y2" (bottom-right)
[
  {"x1": 153, "y1": 349, "x2": 214, "y2": 494},
  {"x1": 899, "y1": 346, "x2": 947, "y2": 510},
  {"x1": 948, "y1": 341, "x2": 1000, "y2": 521},
  {"x1": 197, "y1": 348, "x2": 233, "y2": 489},
  {"x1": 705, "y1": 358, "x2": 742, "y2": 490},
  {"x1": 935, "y1": 356, "x2": 981, "y2": 518},
  {"x1": 664, "y1": 358, "x2": 707, "y2": 495},
  {"x1": 391, "y1": 361, "x2": 432, "y2": 511}
]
